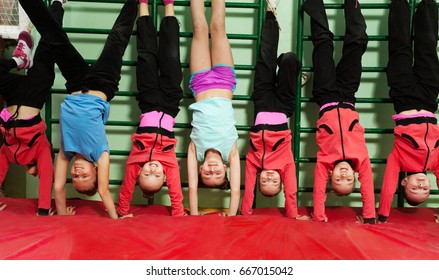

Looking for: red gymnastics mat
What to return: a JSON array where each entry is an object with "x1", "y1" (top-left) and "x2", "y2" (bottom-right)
[{"x1": 1, "y1": 197, "x2": 439, "y2": 260}]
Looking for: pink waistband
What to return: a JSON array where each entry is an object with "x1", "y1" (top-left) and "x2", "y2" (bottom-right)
[
  {"x1": 319, "y1": 101, "x2": 355, "y2": 111},
  {"x1": 139, "y1": 111, "x2": 175, "y2": 131},
  {"x1": 392, "y1": 112, "x2": 436, "y2": 121},
  {"x1": 254, "y1": 112, "x2": 287, "y2": 125},
  {"x1": 0, "y1": 108, "x2": 34, "y2": 122}
]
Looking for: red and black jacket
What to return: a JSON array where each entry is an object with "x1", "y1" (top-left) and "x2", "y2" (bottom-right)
[
  {"x1": 0, "y1": 114, "x2": 53, "y2": 213},
  {"x1": 242, "y1": 123, "x2": 299, "y2": 218},
  {"x1": 314, "y1": 105, "x2": 376, "y2": 222},
  {"x1": 378, "y1": 117, "x2": 439, "y2": 222}
]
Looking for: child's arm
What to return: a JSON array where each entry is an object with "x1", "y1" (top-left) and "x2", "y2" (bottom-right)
[
  {"x1": 313, "y1": 161, "x2": 329, "y2": 222},
  {"x1": 241, "y1": 159, "x2": 258, "y2": 216},
  {"x1": 36, "y1": 142, "x2": 54, "y2": 215},
  {"x1": 96, "y1": 151, "x2": 118, "y2": 219},
  {"x1": 377, "y1": 152, "x2": 401, "y2": 223},
  {"x1": 227, "y1": 143, "x2": 241, "y2": 216},
  {"x1": 117, "y1": 161, "x2": 141, "y2": 217},
  {"x1": 0, "y1": 149, "x2": 9, "y2": 190},
  {"x1": 283, "y1": 162, "x2": 299, "y2": 219},
  {"x1": 434, "y1": 166, "x2": 439, "y2": 192},
  {"x1": 0, "y1": 150, "x2": 7, "y2": 211},
  {"x1": 165, "y1": 161, "x2": 185, "y2": 217},
  {"x1": 357, "y1": 157, "x2": 376, "y2": 224},
  {"x1": 53, "y1": 149, "x2": 72, "y2": 216},
  {"x1": 187, "y1": 141, "x2": 199, "y2": 215}
]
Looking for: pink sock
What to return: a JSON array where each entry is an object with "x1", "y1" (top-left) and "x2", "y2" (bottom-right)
[
  {"x1": 139, "y1": 0, "x2": 148, "y2": 4},
  {"x1": 163, "y1": 0, "x2": 174, "y2": 5}
]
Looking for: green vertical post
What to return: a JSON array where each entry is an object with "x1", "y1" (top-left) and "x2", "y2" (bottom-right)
[{"x1": 294, "y1": 0, "x2": 305, "y2": 199}]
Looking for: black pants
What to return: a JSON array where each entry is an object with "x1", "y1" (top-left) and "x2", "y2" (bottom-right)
[
  {"x1": 136, "y1": 16, "x2": 182, "y2": 118},
  {"x1": 303, "y1": 0, "x2": 367, "y2": 107},
  {"x1": 18, "y1": 0, "x2": 137, "y2": 101},
  {"x1": 0, "y1": 2, "x2": 64, "y2": 111},
  {"x1": 252, "y1": 12, "x2": 301, "y2": 118},
  {"x1": 387, "y1": 0, "x2": 439, "y2": 114}
]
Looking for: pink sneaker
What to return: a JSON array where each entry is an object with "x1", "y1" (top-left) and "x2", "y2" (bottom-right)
[
  {"x1": 13, "y1": 31, "x2": 33, "y2": 70},
  {"x1": 163, "y1": 0, "x2": 174, "y2": 5}
]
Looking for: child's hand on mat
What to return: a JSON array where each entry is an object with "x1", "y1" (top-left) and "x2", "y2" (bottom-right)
[
  {"x1": 356, "y1": 215, "x2": 377, "y2": 224},
  {"x1": 48, "y1": 208, "x2": 57, "y2": 216},
  {"x1": 434, "y1": 214, "x2": 439, "y2": 224},
  {"x1": 310, "y1": 212, "x2": 328, "y2": 222},
  {"x1": 295, "y1": 215, "x2": 310, "y2": 221},
  {"x1": 65, "y1": 206, "x2": 76, "y2": 215},
  {"x1": 119, "y1": 214, "x2": 133, "y2": 219},
  {"x1": 0, "y1": 202, "x2": 6, "y2": 211}
]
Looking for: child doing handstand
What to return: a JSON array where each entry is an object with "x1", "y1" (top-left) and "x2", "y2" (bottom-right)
[
  {"x1": 187, "y1": 0, "x2": 240, "y2": 216},
  {"x1": 378, "y1": 0, "x2": 439, "y2": 223},
  {"x1": 117, "y1": 0, "x2": 185, "y2": 217},
  {"x1": 303, "y1": 0, "x2": 376, "y2": 223},
  {"x1": 0, "y1": 0, "x2": 67, "y2": 215},
  {"x1": 19, "y1": 0, "x2": 138, "y2": 219},
  {"x1": 241, "y1": 1, "x2": 308, "y2": 220}
]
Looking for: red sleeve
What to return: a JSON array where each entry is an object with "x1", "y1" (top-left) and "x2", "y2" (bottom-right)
[
  {"x1": 434, "y1": 164, "x2": 439, "y2": 189},
  {"x1": 282, "y1": 162, "x2": 298, "y2": 218},
  {"x1": 357, "y1": 157, "x2": 376, "y2": 219},
  {"x1": 0, "y1": 146, "x2": 10, "y2": 186},
  {"x1": 36, "y1": 140, "x2": 54, "y2": 210},
  {"x1": 241, "y1": 157, "x2": 258, "y2": 216},
  {"x1": 117, "y1": 158, "x2": 141, "y2": 216},
  {"x1": 163, "y1": 160, "x2": 184, "y2": 217},
  {"x1": 313, "y1": 161, "x2": 329, "y2": 222},
  {"x1": 378, "y1": 151, "x2": 400, "y2": 218}
]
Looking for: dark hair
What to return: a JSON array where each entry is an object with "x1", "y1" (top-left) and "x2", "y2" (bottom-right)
[
  {"x1": 198, "y1": 148, "x2": 229, "y2": 189},
  {"x1": 259, "y1": 188, "x2": 281, "y2": 197},
  {"x1": 331, "y1": 187, "x2": 354, "y2": 197},
  {"x1": 204, "y1": 148, "x2": 222, "y2": 158},
  {"x1": 138, "y1": 183, "x2": 162, "y2": 198},
  {"x1": 140, "y1": 188, "x2": 159, "y2": 199},
  {"x1": 329, "y1": 173, "x2": 356, "y2": 196},
  {"x1": 402, "y1": 189, "x2": 424, "y2": 206},
  {"x1": 75, "y1": 180, "x2": 98, "y2": 197},
  {"x1": 257, "y1": 175, "x2": 282, "y2": 197}
]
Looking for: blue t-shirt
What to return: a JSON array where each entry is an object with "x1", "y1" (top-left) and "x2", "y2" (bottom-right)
[
  {"x1": 189, "y1": 97, "x2": 238, "y2": 162},
  {"x1": 60, "y1": 94, "x2": 110, "y2": 162}
]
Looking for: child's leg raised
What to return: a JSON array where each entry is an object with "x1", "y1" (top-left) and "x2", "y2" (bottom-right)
[
  {"x1": 0, "y1": 59, "x2": 22, "y2": 97},
  {"x1": 252, "y1": 11, "x2": 279, "y2": 115},
  {"x1": 387, "y1": 0, "x2": 417, "y2": 110},
  {"x1": 26, "y1": 1, "x2": 65, "y2": 104},
  {"x1": 276, "y1": 52, "x2": 301, "y2": 118},
  {"x1": 210, "y1": 0, "x2": 233, "y2": 68},
  {"x1": 85, "y1": 0, "x2": 138, "y2": 101},
  {"x1": 334, "y1": 0, "x2": 368, "y2": 101},
  {"x1": 190, "y1": 0, "x2": 211, "y2": 74},
  {"x1": 302, "y1": 0, "x2": 336, "y2": 107},
  {"x1": 158, "y1": 2, "x2": 183, "y2": 118},
  {"x1": 413, "y1": 0, "x2": 439, "y2": 92},
  {"x1": 18, "y1": 0, "x2": 88, "y2": 94},
  {"x1": 136, "y1": 2, "x2": 161, "y2": 114}
]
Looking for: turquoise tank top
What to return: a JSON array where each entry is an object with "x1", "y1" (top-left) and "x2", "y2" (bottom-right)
[{"x1": 189, "y1": 97, "x2": 238, "y2": 162}]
